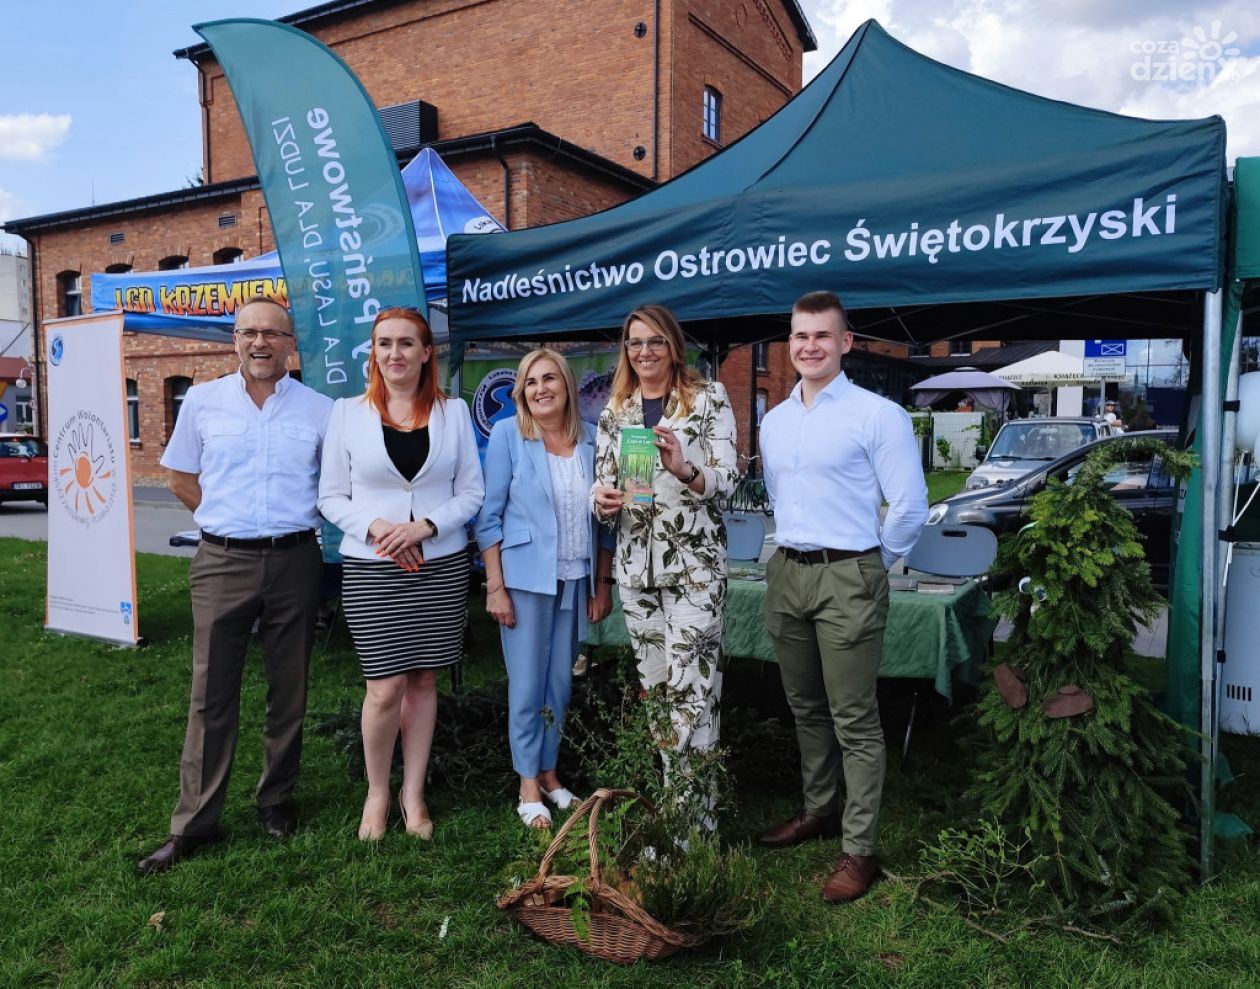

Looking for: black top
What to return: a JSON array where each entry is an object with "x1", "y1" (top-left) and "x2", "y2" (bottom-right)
[
  {"x1": 642, "y1": 396, "x2": 665, "y2": 429},
  {"x1": 383, "y1": 424, "x2": 430, "y2": 481}
]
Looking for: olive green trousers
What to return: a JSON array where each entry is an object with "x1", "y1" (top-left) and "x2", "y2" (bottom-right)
[{"x1": 765, "y1": 549, "x2": 889, "y2": 856}]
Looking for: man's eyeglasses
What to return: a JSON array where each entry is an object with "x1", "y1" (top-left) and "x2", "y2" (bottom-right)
[
  {"x1": 235, "y1": 329, "x2": 295, "y2": 342},
  {"x1": 625, "y1": 337, "x2": 669, "y2": 354}
]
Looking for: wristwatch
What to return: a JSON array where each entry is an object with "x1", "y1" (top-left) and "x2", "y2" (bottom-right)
[
  {"x1": 421, "y1": 517, "x2": 438, "y2": 538},
  {"x1": 679, "y1": 463, "x2": 701, "y2": 484}
]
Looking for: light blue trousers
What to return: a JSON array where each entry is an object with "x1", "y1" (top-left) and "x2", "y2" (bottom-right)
[{"x1": 501, "y1": 578, "x2": 585, "y2": 777}]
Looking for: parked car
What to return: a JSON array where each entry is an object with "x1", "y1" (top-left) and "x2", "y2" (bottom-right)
[
  {"x1": 0, "y1": 434, "x2": 49, "y2": 507},
  {"x1": 928, "y1": 430, "x2": 1178, "y2": 588},
  {"x1": 966, "y1": 417, "x2": 1120, "y2": 490}
]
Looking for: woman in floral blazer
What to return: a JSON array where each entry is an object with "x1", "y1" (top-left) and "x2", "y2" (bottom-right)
[{"x1": 592, "y1": 304, "x2": 738, "y2": 812}]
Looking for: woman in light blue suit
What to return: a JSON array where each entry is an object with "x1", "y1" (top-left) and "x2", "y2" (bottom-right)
[{"x1": 476, "y1": 349, "x2": 614, "y2": 830}]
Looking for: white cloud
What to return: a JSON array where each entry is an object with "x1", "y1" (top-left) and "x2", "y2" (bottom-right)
[
  {"x1": 0, "y1": 113, "x2": 72, "y2": 161},
  {"x1": 799, "y1": 1, "x2": 1260, "y2": 159}
]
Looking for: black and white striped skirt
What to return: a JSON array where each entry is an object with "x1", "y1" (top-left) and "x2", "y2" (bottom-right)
[{"x1": 341, "y1": 550, "x2": 470, "y2": 679}]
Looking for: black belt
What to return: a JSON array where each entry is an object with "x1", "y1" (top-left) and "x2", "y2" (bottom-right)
[
  {"x1": 779, "y1": 546, "x2": 879, "y2": 565},
  {"x1": 200, "y1": 529, "x2": 316, "y2": 550}
]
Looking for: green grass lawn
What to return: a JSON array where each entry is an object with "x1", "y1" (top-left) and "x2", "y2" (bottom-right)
[
  {"x1": 2, "y1": 536, "x2": 1258, "y2": 987},
  {"x1": 926, "y1": 471, "x2": 970, "y2": 505}
]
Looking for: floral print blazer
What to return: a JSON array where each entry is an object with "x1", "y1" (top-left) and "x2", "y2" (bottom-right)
[{"x1": 594, "y1": 380, "x2": 739, "y2": 591}]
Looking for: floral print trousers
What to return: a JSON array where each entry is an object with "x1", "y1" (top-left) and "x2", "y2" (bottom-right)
[{"x1": 621, "y1": 580, "x2": 726, "y2": 820}]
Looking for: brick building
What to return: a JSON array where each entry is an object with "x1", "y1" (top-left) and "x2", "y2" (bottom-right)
[{"x1": 7, "y1": 0, "x2": 815, "y2": 479}]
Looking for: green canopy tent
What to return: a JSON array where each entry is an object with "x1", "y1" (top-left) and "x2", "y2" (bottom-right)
[
  {"x1": 448, "y1": 20, "x2": 1225, "y2": 350},
  {"x1": 447, "y1": 19, "x2": 1233, "y2": 867}
]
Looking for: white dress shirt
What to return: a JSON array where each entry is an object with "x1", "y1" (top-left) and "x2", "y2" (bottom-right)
[
  {"x1": 160, "y1": 371, "x2": 334, "y2": 538},
  {"x1": 760, "y1": 373, "x2": 928, "y2": 569}
]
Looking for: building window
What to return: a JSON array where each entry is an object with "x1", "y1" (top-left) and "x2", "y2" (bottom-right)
[
  {"x1": 105, "y1": 263, "x2": 132, "y2": 274},
  {"x1": 15, "y1": 396, "x2": 32, "y2": 428},
  {"x1": 213, "y1": 247, "x2": 244, "y2": 265},
  {"x1": 755, "y1": 389, "x2": 768, "y2": 427},
  {"x1": 126, "y1": 379, "x2": 140, "y2": 442},
  {"x1": 754, "y1": 341, "x2": 769, "y2": 372},
  {"x1": 167, "y1": 376, "x2": 192, "y2": 438},
  {"x1": 158, "y1": 255, "x2": 189, "y2": 271},
  {"x1": 57, "y1": 271, "x2": 82, "y2": 317},
  {"x1": 949, "y1": 339, "x2": 971, "y2": 356},
  {"x1": 909, "y1": 342, "x2": 930, "y2": 358},
  {"x1": 703, "y1": 86, "x2": 722, "y2": 143}
]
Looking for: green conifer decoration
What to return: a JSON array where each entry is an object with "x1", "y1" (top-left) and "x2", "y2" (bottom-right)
[{"x1": 972, "y1": 437, "x2": 1198, "y2": 921}]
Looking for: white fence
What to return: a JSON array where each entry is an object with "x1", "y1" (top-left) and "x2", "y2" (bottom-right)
[{"x1": 910, "y1": 411, "x2": 986, "y2": 471}]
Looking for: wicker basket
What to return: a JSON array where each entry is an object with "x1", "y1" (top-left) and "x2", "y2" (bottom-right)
[{"x1": 497, "y1": 787, "x2": 703, "y2": 964}]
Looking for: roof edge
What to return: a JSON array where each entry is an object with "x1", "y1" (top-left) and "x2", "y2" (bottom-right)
[
  {"x1": 174, "y1": 0, "x2": 819, "y2": 60},
  {"x1": 777, "y1": 0, "x2": 817, "y2": 52}
]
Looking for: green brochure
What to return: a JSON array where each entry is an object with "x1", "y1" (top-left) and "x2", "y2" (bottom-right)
[{"x1": 619, "y1": 428, "x2": 657, "y2": 506}]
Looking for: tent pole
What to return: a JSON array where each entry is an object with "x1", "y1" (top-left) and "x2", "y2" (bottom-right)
[
  {"x1": 1198, "y1": 288, "x2": 1223, "y2": 878},
  {"x1": 1210, "y1": 307, "x2": 1243, "y2": 839}
]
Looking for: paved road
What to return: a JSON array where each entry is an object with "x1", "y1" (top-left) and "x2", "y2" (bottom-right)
[{"x1": 0, "y1": 487, "x2": 197, "y2": 557}]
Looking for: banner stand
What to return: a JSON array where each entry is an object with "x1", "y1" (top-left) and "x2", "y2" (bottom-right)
[{"x1": 43, "y1": 311, "x2": 140, "y2": 646}]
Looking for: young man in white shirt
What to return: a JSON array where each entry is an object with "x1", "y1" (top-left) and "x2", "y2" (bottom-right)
[
  {"x1": 757, "y1": 290, "x2": 927, "y2": 902},
  {"x1": 137, "y1": 299, "x2": 334, "y2": 875}
]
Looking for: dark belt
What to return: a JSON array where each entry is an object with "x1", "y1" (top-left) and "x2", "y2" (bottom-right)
[
  {"x1": 200, "y1": 529, "x2": 316, "y2": 550},
  {"x1": 779, "y1": 546, "x2": 879, "y2": 565}
]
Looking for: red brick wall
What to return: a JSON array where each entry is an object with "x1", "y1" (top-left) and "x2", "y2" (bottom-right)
[
  {"x1": 199, "y1": 0, "x2": 804, "y2": 185},
  {"x1": 666, "y1": 0, "x2": 802, "y2": 174},
  {"x1": 201, "y1": 0, "x2": 663, "y2": 185},
  {"x1": 718, "y1": 338, "x2": 795, "y2": 469}
]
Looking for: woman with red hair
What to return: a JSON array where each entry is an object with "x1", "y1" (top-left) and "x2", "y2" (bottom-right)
[{"x1": 319, "y1": 306, "x2": 484, "y2": 841}]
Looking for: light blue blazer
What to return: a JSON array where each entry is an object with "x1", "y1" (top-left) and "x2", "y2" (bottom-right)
[{"x1": 476, "y1": 417, "x2": 610, "y2": 605}]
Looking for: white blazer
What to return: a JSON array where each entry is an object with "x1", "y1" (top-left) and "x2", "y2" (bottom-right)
[{"x1": 318, "y1": 394, "x2": 485, "y2": 561}]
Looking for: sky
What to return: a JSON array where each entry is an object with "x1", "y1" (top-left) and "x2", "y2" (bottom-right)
[{"x1": 2, "y1": 0, "x2": 1259, "y2": 253}]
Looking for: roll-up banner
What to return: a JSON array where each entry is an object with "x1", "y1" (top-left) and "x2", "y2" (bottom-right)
[
  {"x1": 44, "y1": 312, "x2": 139, "y2": 646},
  {"x1": 193, "y1": 18, "x2": 428, "y2": 401}
]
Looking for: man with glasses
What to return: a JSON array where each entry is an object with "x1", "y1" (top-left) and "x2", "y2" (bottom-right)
[{"x1": 138, "y1": 298, "x2": 334, "y2": 874}]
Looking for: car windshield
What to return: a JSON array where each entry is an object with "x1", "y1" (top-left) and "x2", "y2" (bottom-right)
[
  {"x1": 0, "y1": 438, "x2": 47, "y2": 458},
  {"x1": 988, "y1": 423, "x2": 1093, "y2": 461}
]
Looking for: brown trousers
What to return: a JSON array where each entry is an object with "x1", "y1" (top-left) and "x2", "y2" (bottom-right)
[{"x1": 170, "y1": 538, "x2": 322, "y2": 837}]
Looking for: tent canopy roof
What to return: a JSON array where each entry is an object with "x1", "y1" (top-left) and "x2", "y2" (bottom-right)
[{"x1": 448, "y1": 20, "x2": 1226, "y2": 350}]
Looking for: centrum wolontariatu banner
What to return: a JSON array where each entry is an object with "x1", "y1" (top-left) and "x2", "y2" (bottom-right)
[{"x1": 194, "y1": 19, "x2": 426, "y2": 400}]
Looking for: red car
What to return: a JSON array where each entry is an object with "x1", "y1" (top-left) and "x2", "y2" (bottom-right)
[{"x1": 0, "y1": 434, "x2": 48, "y2": 507}]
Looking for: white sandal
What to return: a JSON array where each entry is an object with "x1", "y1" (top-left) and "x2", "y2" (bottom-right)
[
  {"x1": 543, "y1": 787, "x2": 578, "y2": 811},
  {"x1": 516, "y1": 801, "x2": 552, "y2": 829}
]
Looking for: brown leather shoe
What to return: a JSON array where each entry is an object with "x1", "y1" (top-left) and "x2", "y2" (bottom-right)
[
  {"x1": 135, "y1": 831, "x2": 223, "y2": 876},
  {"x1": 757, "y1": 810, "x2": 838, "y2": 848},
  {"x1": 821, "y1": 853, "x2": 880, "y2": 902}
]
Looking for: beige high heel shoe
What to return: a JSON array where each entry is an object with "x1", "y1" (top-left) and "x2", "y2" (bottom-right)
[{"x1": 399, "y1": 796, "x2": 434, "y2": 840}]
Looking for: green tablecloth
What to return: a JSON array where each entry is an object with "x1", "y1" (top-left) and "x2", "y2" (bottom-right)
[{"x1": 583, "y1": 566, "x2": 995, "y2": 702}]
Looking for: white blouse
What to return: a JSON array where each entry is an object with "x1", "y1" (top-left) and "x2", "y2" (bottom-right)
[{"x1": 547, "y1": 449, "x2": 591, "y2": 580}]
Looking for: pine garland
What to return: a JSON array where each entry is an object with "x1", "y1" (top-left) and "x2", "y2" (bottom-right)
[{"x1": 971, "y1": 437, "x2": 1197, "y2": 921}]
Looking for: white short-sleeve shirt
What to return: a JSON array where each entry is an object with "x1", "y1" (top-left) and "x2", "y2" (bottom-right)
[{"x1": 160, "y1": 371, "x2": 334, "y2": 538}]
